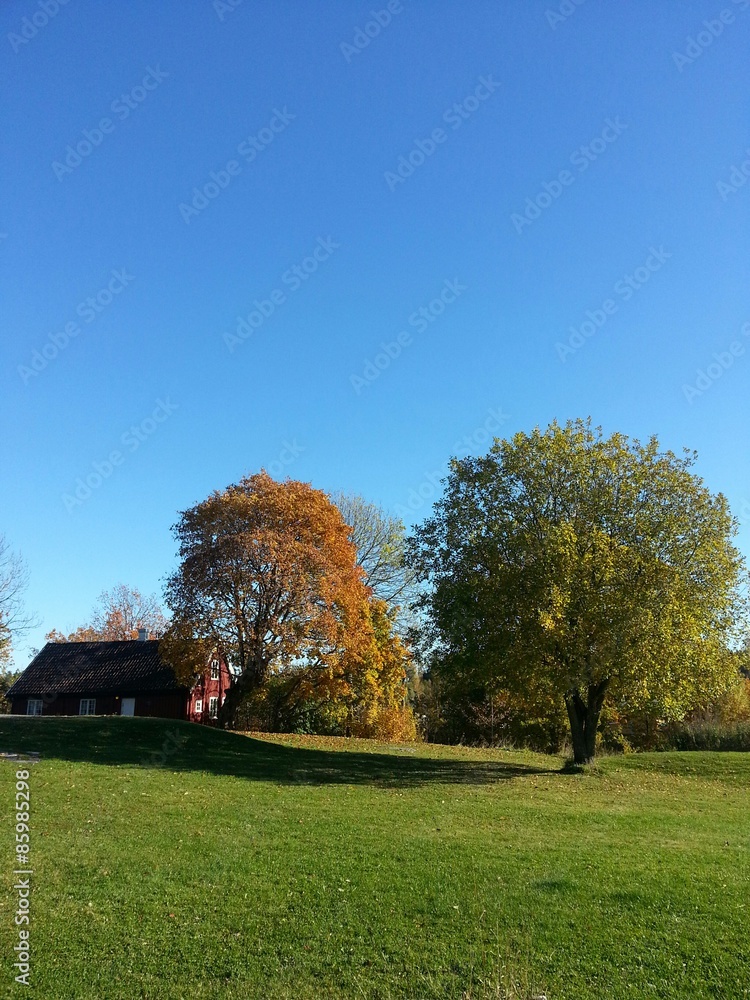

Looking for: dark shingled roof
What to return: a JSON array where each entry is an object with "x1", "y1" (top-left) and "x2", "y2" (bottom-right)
[{"x1": 7, "y1": 640, "x2": 185, "y2": 698}]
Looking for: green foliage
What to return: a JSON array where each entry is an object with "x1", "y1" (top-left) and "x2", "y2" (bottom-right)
[
  {"x1": 666, "y1": 720, "x2": 750, "y2": 752},
  {"x1": 233, "y1": 673, "x2": 349, "y2": 736},
  {"x1": 412, "y1": 664, "x2": 567, "y2": 752},
  {"x1": 660, "y1": 675, "x2": 750, "y2": 750},
  {"x1": 0, "y1": 666, "x2": 21, "y2": 713},
  {"x1": 409, "y1": 418, "x2": 748, "y2": 763}
]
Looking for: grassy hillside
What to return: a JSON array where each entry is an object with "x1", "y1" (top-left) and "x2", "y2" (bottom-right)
[{"x1": 1, "y1": 717, "x2": 748, "y2": 999}]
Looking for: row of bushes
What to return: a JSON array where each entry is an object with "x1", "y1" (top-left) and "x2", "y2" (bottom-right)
[
  {"x1": 409, "y1": 670, "x2": 750, "y2": 754},
  {"x1": 663, "y1": 721, "x2": 750, "y2": 752},
  {"x1": 232, "y1": 674, "x2": 418, "y2": 742},
  {"x1": 659, "y1": 675, "x2": 750, "y2": 752}
]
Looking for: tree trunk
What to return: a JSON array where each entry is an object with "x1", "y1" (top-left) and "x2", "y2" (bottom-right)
[
  {"x1": 217, "y1": 674, "x2": 247, "y2": 728},
  {"x1": 217, "y1": 650, "x2": 272, "y2": 729},
  {"x1": 564, "y1": 679, "x2": 610, "y2": 764}
]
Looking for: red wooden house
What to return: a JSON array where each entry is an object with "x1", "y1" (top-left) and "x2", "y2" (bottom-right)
[{"x1": 7, "y1": 634, "x2": 233, "y2": 724}]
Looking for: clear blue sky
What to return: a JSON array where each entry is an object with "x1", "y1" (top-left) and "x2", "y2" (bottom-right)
[{"x1": 2, "y1": 0, "x2": 748, "y2": 665}]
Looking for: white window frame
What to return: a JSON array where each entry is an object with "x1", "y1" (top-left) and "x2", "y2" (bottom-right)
[
  {"x1": 210, "y1": 659, "x2": 220, "y2": 680},
  {"x1": 27, "y1": 699, "x2": 43, "y2": 716},
  {"x1": 208, "y1": 696, "x2": 218, "y2": 719},
  {"x1": 194, "y1": 698, "x2": 203, "y2": 714},
  {"x1": 79, "y1": 698, "x2": 96, "y2": 716}
]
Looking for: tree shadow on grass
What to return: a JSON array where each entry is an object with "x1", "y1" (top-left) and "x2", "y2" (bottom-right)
[{"x1": 0, "y1": 716, "x2": 559, "y2": 787}]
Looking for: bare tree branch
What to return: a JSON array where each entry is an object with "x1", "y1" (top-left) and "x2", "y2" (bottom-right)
[{"x1": 0, "y1": 535, "x2": 36, "y2": 664}]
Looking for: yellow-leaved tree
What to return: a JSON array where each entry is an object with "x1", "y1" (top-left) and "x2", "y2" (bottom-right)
[{"x1": 409, "y1": 419, "x2": 748, "y2": 763}]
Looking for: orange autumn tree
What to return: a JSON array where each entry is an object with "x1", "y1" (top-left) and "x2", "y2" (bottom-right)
[
  {"x1": 163, "y1": 472, "x2": 377, "y2": 727},
  {"x1": 283, "y1": 596, "x2": 416, "y2": 740}
]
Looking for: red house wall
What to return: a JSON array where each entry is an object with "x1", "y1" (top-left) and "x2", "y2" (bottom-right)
[{"x1": 187, "y1": 655, "x2": 233, "y2": 724}]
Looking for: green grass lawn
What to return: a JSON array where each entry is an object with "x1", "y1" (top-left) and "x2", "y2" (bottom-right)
[{"x1": 0, "y1": 717, "x2": 748, "y2": 1000}]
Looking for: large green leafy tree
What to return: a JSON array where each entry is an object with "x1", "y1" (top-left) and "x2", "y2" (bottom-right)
[{"x1": 408, "y1": 419, "x2": 748, "y2": 763}]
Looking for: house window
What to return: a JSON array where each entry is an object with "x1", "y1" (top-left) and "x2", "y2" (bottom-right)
[
  {"x1": 209, "y1": 696, "x2": 218, "y2": 719},
  {"x1": 194, "y1": 699, "x2": 203, "y2": 715},
  {"x1": 79, "y1": 698, "x2": 96, "y2": 716},
  {"x1": 27, "y1": 699, "x2": 43, "y2": 716},
  {"x1": 210, "y1": 659, "x2": 219, "y2": 680}
]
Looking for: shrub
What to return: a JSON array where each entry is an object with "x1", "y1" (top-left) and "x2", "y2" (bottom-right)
[
  {"x1": 665, "y1": 720, "x2": 750, "y2": 752},
  {"x1": 660, "y1": 675, "x2": 750, "y2": 751},
  {"x1": 352, "y1": 704, "x2": 418, "y2": 743}
]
